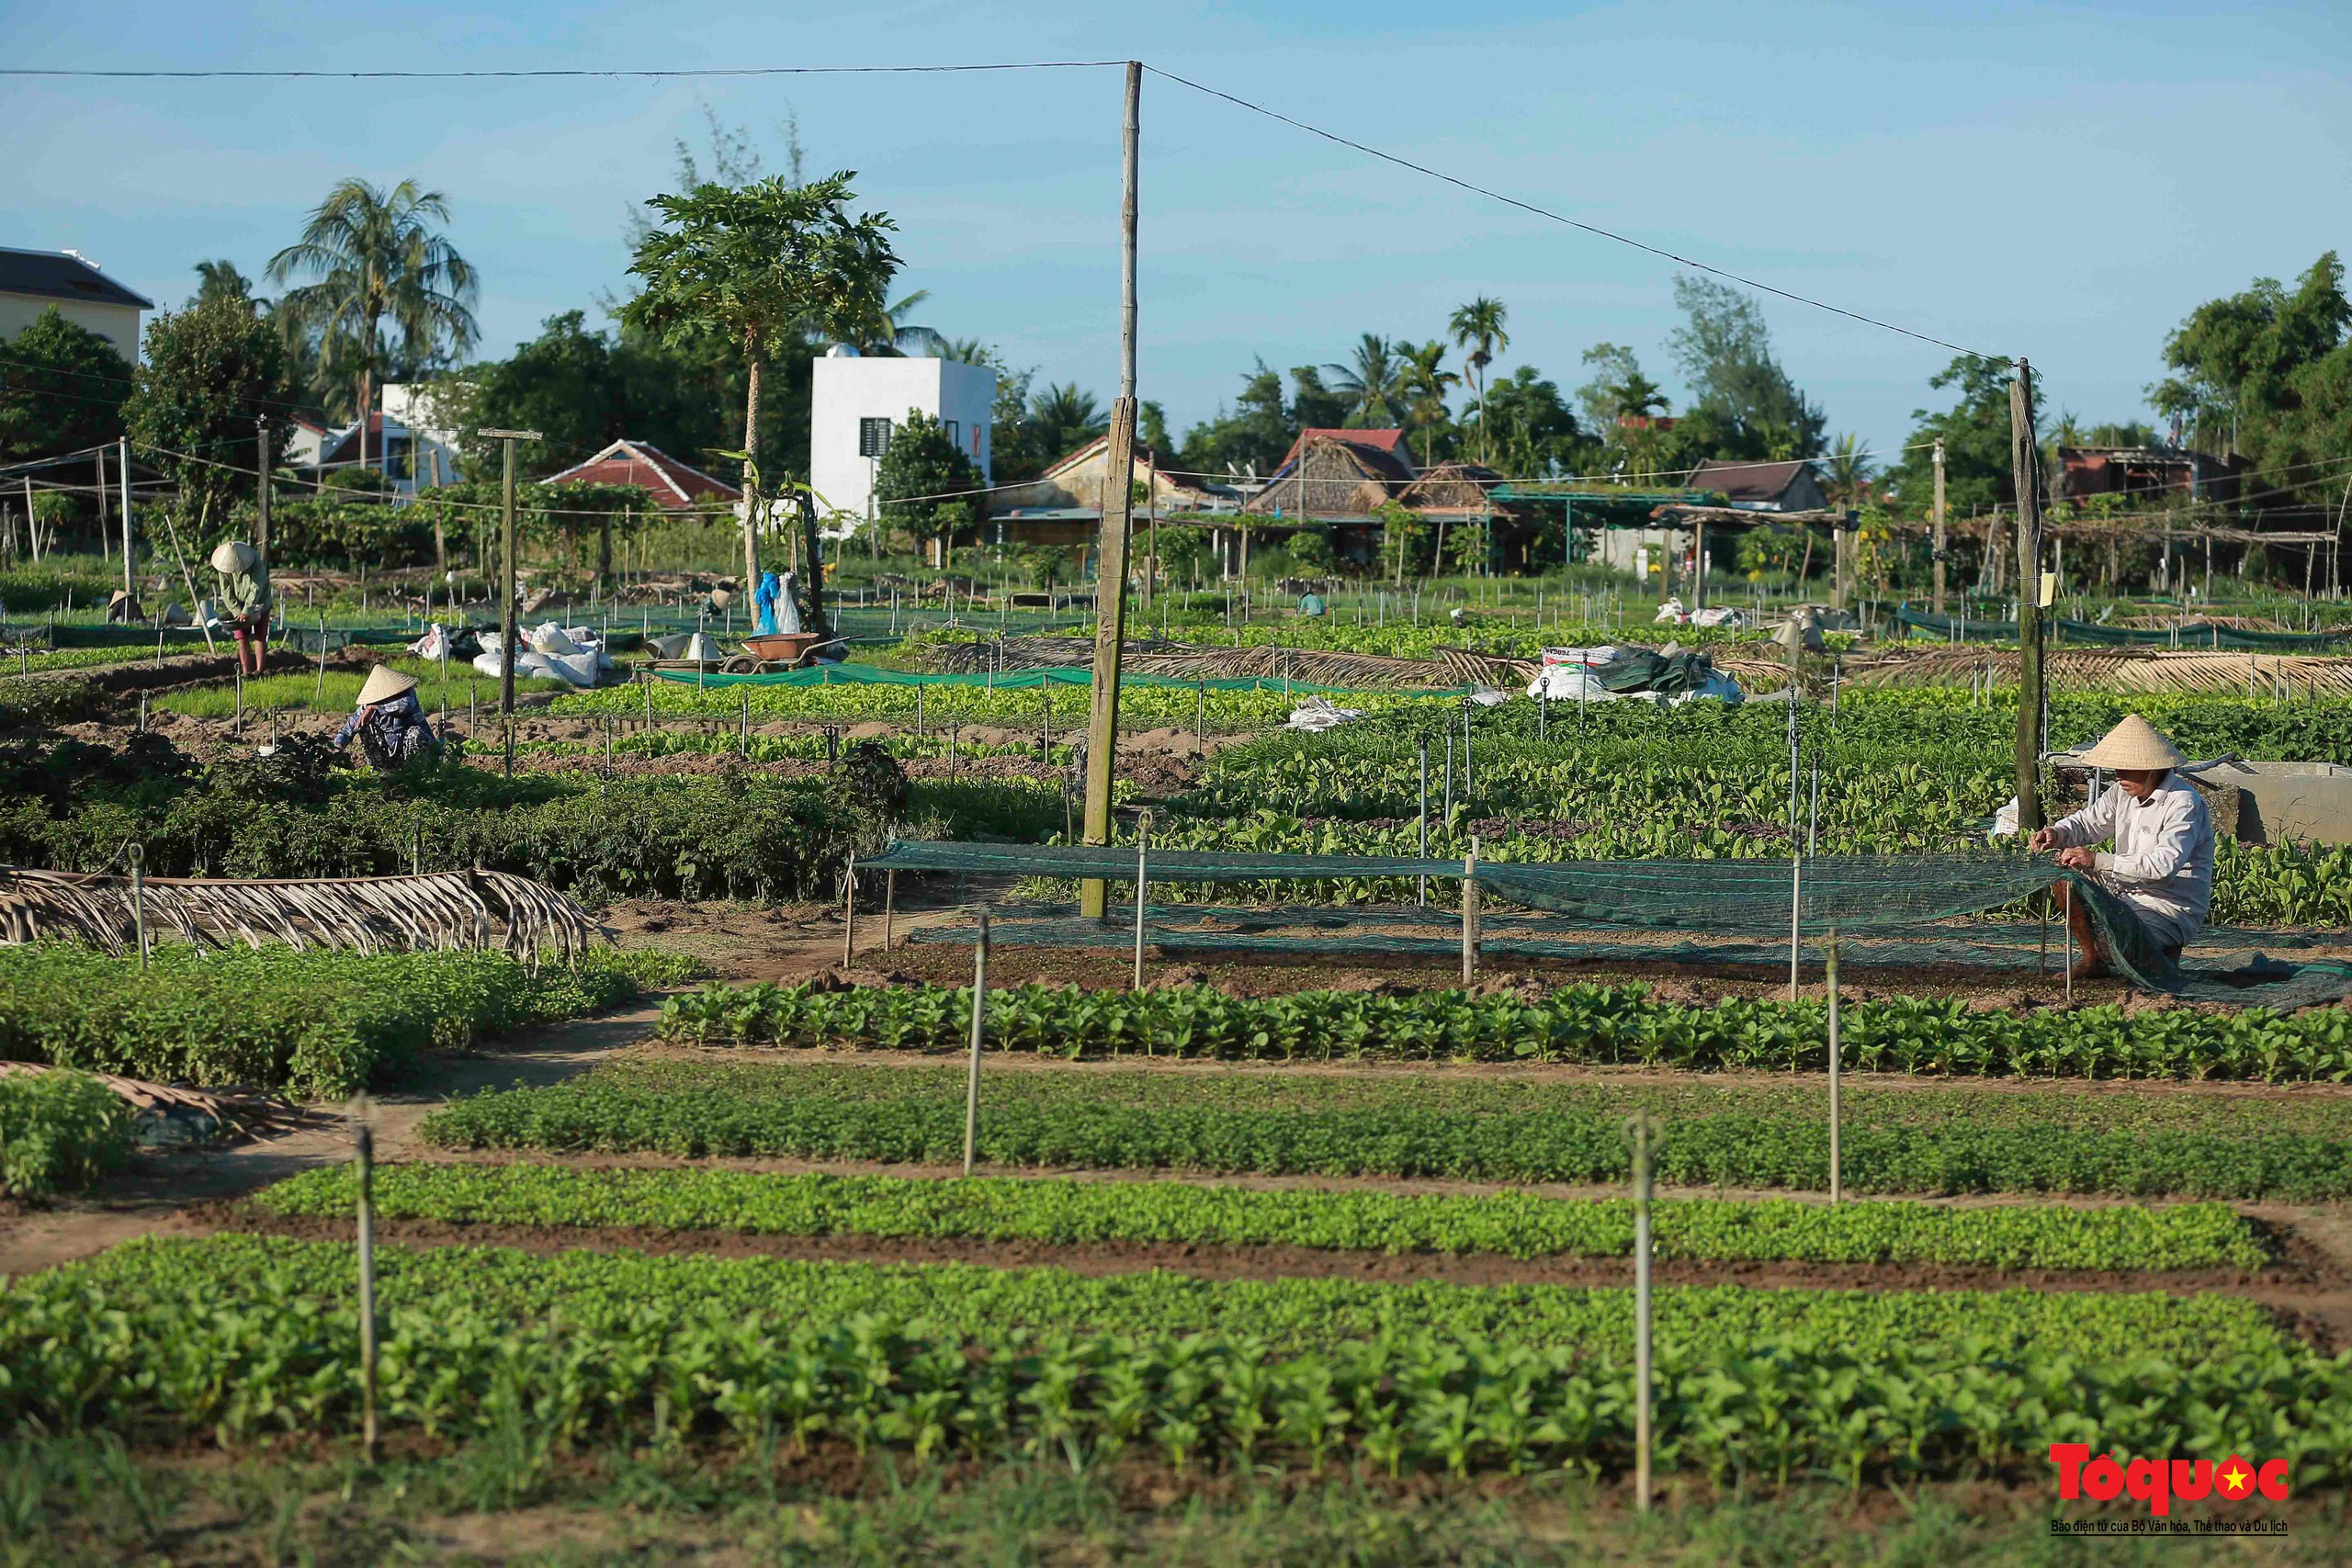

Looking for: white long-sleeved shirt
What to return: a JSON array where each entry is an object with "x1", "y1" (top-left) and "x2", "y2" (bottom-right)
[{"x1": 2042, "y1": 775, "x2": 2214, "y2": 944}]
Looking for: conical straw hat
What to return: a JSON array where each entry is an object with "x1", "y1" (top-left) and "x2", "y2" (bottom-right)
[
  {"x1": 2076, "y1": 714, "x2": 2185, "y2": 771},
  {"x1": 356, "y1": 664, "x2": 418, "y2": 705},
  {"x1": 209, "y1": 539, "x2": 257, "y2": 574}
]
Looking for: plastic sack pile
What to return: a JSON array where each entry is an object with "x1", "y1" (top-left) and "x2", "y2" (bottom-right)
[
  {"x1": 1527, "y1": 645, "x2": 1744, "y2": 706},
  {"x1": 463, "y1": 623, "x2": 616, "y2": 688}
]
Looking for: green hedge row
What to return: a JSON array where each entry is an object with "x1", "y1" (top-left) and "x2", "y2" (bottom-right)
[{"x1": 0, "y1": 1068, "x2": 131, "y2": 1199}]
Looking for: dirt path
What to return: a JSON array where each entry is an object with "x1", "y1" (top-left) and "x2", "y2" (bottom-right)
[{"x1": 0, "y1": 1005, "x2": 661, "y2": 1277}]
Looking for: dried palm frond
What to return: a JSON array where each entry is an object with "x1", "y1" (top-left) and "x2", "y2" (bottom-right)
[{"x1": 0, "y1": 867, "x2": 600, "y2": 964}]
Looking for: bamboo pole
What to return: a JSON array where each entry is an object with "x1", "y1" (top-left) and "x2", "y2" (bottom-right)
[
  {"x1": 963, "y1": 909, "x2": 989, "y2": 1177},
  {"x1": 1826, "y1": 928, "x2": 1843, "y2": 1205}
]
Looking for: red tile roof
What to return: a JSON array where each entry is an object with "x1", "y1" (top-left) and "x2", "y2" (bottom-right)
[{"x1": 542, "y1": 440, "x2": 742, "y2": 508}]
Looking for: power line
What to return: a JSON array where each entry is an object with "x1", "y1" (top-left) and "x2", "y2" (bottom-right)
[
  {"x1": 0, "y1": 61, "x2": 1125, "y2": 81},
  {"x1": 1142, "y1": 65, "x2": 2001, "y2": 366}
]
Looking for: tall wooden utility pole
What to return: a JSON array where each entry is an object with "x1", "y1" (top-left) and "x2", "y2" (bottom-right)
[
  {"x1": 479, "y1": 427, "x2": 541, "y2": 778},
  {"x1": 1930, "y1": 437, "x2": 1947, "y2": 615},
  {"x1": 1080, "y1": 61, "x2": 1142, "y2": 920},
  {"x1": 2009, "y1": 362, "x2": 2044, "y2": 833}
]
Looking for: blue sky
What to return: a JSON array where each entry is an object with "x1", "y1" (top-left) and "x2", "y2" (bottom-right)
[{"x1": 4, "y1": 1, "x2": 2346, "y2": 469}]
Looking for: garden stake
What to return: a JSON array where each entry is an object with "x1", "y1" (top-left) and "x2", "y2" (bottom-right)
[
  {"x1": 128, "y1": 843, "x2": 147, "y2": 970},
  {"x1": 883, "y1": 871, "x2": 895, "y2": 950},
  {"x1": 1788, "y1": 851, "x2": 1802, "y2": 1002},
  {"x1": 1418, "y1": 738, "x2": 1430, "y2": 907},
  {"x1": 1195, "y1": 682, "x2": 1204, "y2": 757},
  {"x1": 1133, "y1": 809, "x2": 1152, "y2": 989},
  {"x1": 313, "y1": 614, "x2": 326, "y2": 705},
  {"x1": 963, "y1": 908, "x2": 989, "y2": 1177},
  {"x1": 1626, "y1": 1112, "x2": 1655, "y2": 1513},
  {"x1": 1461, "y1": 835, "x2": 1480, "y2": 985},
  {"x1": 1826, "y1": 927, "x2": 1843, "y2": 1204},
  {"x1": 353, "y1": 1110, "x2": 379, "y2": 1464},
  {"x1": 842, "y1": 852, "x2": 856, "y2": 965}
]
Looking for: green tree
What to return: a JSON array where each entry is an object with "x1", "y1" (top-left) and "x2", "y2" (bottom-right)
[
  {"x1": 1395, "y1": 340, "x2": 1461, "y2": 468},
  {"x1": 1288, "y1": 365, "x2": 1349, "y2": 432},
  {"x1": 623, "y1": 171, "x2": 899, "y2": 586},
  {"x1": 2150, "y1": 253, "x2": 2351, "y2": 495},
  {"x1": 1819, "y1": 432, "x2": 1874, "y2": 507},
  {"x1": 1447, "y1": 296, "x2": 1510, "y2": 464},
  {"x1": 876, "y1": 409, "x2": 981, "y2": 563},
  {"x1": 267, "y1": 177, "x2": 480, "y2": 476},
  {"x1": 1475, "y1": 366, "x2": 1594, "y2": 480},
  {"x1": 191, "y1": 260, "x2": 258, "y2": 310},
  {"x1": 1326, "y1": 334, "x2": 1405, "y2": 428},
  {"x1": 1884, "y1": 355, "x2": 2018, "y2": 519},
  {"x1": 1178, "y1": 361, "x2": 1293, "y2": 479},
  {"x1": 1667, "y1": 276, "x2": 1826, "y2": 460},
  {"x1": 1025, "y1": 382, "x2": 1108, "y2": 468},
  {"x1": 0, "y1": 307, "x2": 130, "y2": 466},
  {"x1": 123, "y1": 298, "x2": 290, "y2": 528}
]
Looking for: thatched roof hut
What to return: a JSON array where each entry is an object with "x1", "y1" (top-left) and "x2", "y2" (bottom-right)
[
  {"x1": 1242, "y1": 434, "x2": 1416, "y2": 519},
  {"x1": 1397, "y1": 461, "x2": 1506, "y2": 516}
]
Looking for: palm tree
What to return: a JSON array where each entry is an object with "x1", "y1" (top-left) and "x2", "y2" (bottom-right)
[
  {"x1": 1821, "y1": 432, "x2": 1875, "y2": 507},
  {"x1": 1324, "y1": 333, "x2": 1405, "y2": 427},
  {"x1": 1609, "y1": 370, "x2": 1671, "y2": 423},
  {"x1": 1395, "y1": 340, "x2": 1461, "y2": 469},
  {"x1": 267, "y1": 179, "x2": 479, "y2": 473},
  {"x1": 1447, "y1": 296, "x2": 1510, "y2": 464},
  {"x1": 192, "y1": 259, "x2": 256, "y2": 310},
  {"x1": 848, "y1": 288, "x2": 933, "y2": 354},
  {"x1": 1028, "y1": 382, "x2": 1108, "y2": 463}
]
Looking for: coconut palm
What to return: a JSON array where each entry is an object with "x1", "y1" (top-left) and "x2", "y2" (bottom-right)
[
  {"x1": 1395, "y1": 340, "x2": 1461, "y2": 468},
  {"x1": 267, "y1": 179, "x2": 479, "y2": 472},
  {"x1": 1447, "y1": 296, "x2": 1510, "y2": 464},
  {"x1": 1324, "y1": 333, "x2": 1406, "y2": 428},
  {"x1": 1821, "y1": 431, "x2": 1875, "y2": 507},
  {"x1": 1028, "y1": 381, "x2": 1108, "y2": 463}
]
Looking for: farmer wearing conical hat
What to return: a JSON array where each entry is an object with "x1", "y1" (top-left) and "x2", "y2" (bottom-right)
[
  {"x1": 209, "y1": 538, "x2": 269, "y2": 677},
  {"x1": 2030, "y1": 715, "x2": 2214, "y2": 982},
  {"x1": 331, "y1": 664, "x2": 439, "y2": 773}
]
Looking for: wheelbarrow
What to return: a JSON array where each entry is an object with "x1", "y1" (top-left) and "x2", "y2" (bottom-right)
[{"x1": 722, "y1": 631, "x2": 827, "y2": 673}]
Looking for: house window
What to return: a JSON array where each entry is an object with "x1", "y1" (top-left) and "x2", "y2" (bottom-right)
[
  {"x1": 857, "y1": 417, "x2": 893, "y2": 457},
  {"x1": 943, "y1": 420, "x2": 959, "y2": 446}
]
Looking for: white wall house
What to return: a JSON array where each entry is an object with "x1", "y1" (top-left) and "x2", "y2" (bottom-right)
[
  {"x1": 809, "y1": 350, "x2": 994, "y2": 531},
  {"x1": 0, "y1": 247, "x2": 151, "y2": 362}
]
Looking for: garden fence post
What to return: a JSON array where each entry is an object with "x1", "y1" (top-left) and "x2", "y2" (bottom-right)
[
  {"x1": 1826, "y1": 927, "x2": 1842, "y2": 1205},
  {"x1": 884, "y1": 871, "x2": 896, "y2": 951},
  {"x1": 128, "y1": 842, "x2": 147, "y2": 970},
  {"x1": 1787, "y1": 850, "x2": 1802, "y2": 1003},
  {"x1": 314, "y1": 614, "x2": 327, "y2": 705},
  {"x1": 842, "y1": 852, "x2": 857, "y2": 966},
  {"x1": 353, "y1": 1109, "x2": 379, "y2": 1464},
  {"x1": 1461, "y1": 835, "x2": 1480, "y2": 986},
  {"x1": 964, "y1": 908, "x2": 989, "y2": 1177}
]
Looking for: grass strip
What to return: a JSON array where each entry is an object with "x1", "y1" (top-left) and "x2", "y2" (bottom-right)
[
  {"x1": 0, "y1": 945, "x2": 703, "y2": 1098},
  {"x1": 8, "y1": 1236, "x2": 2341, "y2": 1483},
  {"x1": 253, "y1": 1163, "x2": 2270, "y2": 1271},
  {"x1": 422, "y1": 1059, "x2": 2352, "y2": 1201},
  {"x1": 658, "y1": 980, "x2": 2352, "y2": 1083}
]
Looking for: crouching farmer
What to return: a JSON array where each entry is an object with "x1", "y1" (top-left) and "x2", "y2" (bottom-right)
[
  {"x1": 333, "y1": 665, "x2": 440, "y2": 772},
  {"x1": 2030, "y1": 715, "x2": 2213, "y2": 983}
]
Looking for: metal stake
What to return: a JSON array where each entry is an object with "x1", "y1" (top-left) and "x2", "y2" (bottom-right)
[
  {"x1": 1133, "y1": 808, "x2": 1152, "y2": 989},
  {"x1": 1418, "y1": 737, "x2": 1430, "y2": 907}
]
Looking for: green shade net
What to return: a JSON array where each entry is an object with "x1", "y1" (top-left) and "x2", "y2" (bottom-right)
[{"x1": 870, "y1": 840, "x2": 2352, "y2": 1005}]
